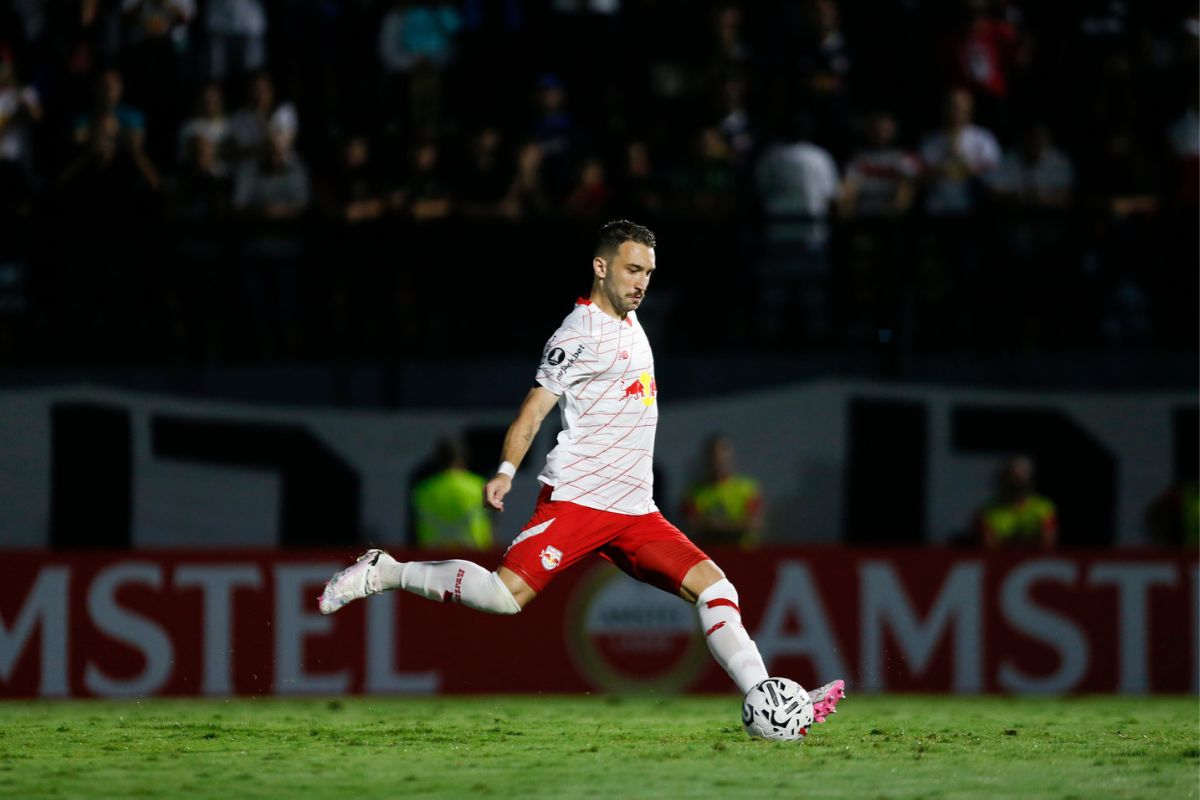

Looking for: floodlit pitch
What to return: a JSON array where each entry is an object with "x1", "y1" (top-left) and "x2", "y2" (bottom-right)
[{"x1": 0, "y1": 695, "x2": 1195, "y2": 799}]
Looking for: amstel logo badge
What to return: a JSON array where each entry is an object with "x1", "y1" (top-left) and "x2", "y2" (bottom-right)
[{"x1": 564, "y1": 563, "x2": 708, "y2": 694}]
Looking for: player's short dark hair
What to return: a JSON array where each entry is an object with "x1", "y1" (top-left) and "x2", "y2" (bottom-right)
[{"x1": 594, "y1": 219, "x2": 656, "y2": 261}]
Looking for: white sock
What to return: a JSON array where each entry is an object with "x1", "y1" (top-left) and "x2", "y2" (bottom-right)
[
  {"x1": 377, "y1": 558, "x2": 521, "y2": 615},
  {"x1": 695, "y1": 578, "x2": 769, "y2": 694}
]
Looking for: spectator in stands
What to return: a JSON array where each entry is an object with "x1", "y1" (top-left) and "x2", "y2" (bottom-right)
[
  {"x1": 378, "y1": 0, "x2": 463, "y2": 131},
  {"x1": 941, "y1": 0, "x2": 1019, "y2": 134},
  {"x1": 233, "y1": 121, "x2": 309, "y2": 221},
  {"x1": 1165, "y1": 99, "x2": 1198, "y2": 206},
  {"x1": 326, "y1": 134, "x2": 386, "y2": 226},
  {"x1": 614, "y1": 139, "x2": 664, "y2": 220},
  {"x1": 500, "y1": 140, "x2": 551, "y2": 219},
  {"x1": 839, "y1": 111, "x2": 919, "y2": 219},
  {"x1": 73, "y1": 68, "x2": 146, "y2": 152},
  {"x1": 703, "y1": 3, "x2": 751, "y2": 85},
  {"x1": 919, "y1": 88, "x2": 1000, "y2": 216},
  {"x1": 683, "y1": 434, "x2": 763, "y2": 548},
  {"x1": 988, "y1": 123, "x2": 1074, "y2": 209},
  {"x1": 973, "y1": 455, "x2": 1057, "y2": 549},
  {"x1": 793, "y1": 0, "x2": 852, "y2": 156},
  {"x1": 60, "y1": 111, "x2": 161, "y2": 200},
  {"x1": 714, "y1": 75, "x2": 754, "y2": 164},
  {"x1": 914, "y1": 88, "x2": 1000, "y2": 346},
  {"x1": 674, "y1": 126, "x2": 738, "y2": 221},
  {"x1": 178, "y1": 83, "x2": 232, "y2": 172},
  {"x1": 753, "y1": 112, "x2": 839, "y2": 343},
  {"x1": 1144, "y1": 476, "x2": 1199, "y2": 548},
  {"x1": 410, "y1": 437, "x2": 494, "y2": 550},
  {"x1": 455, "y1": 125, "x2": 514, "y2": 219},
  {"x1": 168, "y1": 132, "x2": 233, "y2": 359},
  {"x1": 232, "y1": 118, "x2": 310, "y2": 356},
  {"x1": 170, "y1": 132, "x2": 233, "y2": 224},
  {"x1": 564, "y1": 154, "x2": 610, "y2": 220},
  {"x1": 838, "y1": 110, "x2": 918, "y2": 343},
  {"x1": 393, "y1": 138, "x2": 453, "y2": 222},
  {"x1": 530, "y1": 72, "x2": 576, "y2": 195},
  {"x1": 985, "y1": 122, "x2": 1075, "y2": 346},
  {"x1": 121, "y1": 0, "x2": 195, "y2": 164},
  {"x1": 204, "y1": 0, "x2": 267, "y2": 81},
  {"x1": 0, "y1": 53, "x2": 41, "y2": 191},
  {"x1": 227, "y1": 72, "x2": 297, "y2": 167}
]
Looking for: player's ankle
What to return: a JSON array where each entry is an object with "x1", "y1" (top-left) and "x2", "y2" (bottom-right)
[{"x1": 375, "y1": 554, "x2": 404, "y2": 590}]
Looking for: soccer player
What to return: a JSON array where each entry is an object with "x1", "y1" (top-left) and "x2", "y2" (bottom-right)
[{"x1": 319, "y1": 219, "x2": 844, "y2": 722}]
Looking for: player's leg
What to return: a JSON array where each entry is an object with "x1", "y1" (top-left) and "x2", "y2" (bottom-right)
[
  {"x1": 679, "y1": 558, "x2": 845, "y2": 721},
  {"x1": 601, "y1": 518, "x2": 769, "y2": 694},
  {"x1": 318, "y1": 549, "x2": 530, "y2": 615},
  {"x1": 605, "y1": 514, "x2": 845, "y2": 718},
  {"x1": 679, "y1": 559, "x2": 771, "y2": 695},
  {"x1": 320, "y1": 484, "x2": 609, "y2": 616}
]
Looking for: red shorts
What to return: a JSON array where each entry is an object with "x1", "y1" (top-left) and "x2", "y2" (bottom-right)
[{"x1": 500, "y1": 484, "x2": 710, "y2": 595}]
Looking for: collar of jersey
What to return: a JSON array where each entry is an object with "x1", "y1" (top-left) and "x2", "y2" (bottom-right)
[{"x1": 576, "y1": 297, "x2": 633, "y2": 326}]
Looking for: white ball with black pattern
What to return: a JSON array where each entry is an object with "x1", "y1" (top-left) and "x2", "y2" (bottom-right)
[{"x1": 741, "y1": 677, "x2": 814, "y2": 741}]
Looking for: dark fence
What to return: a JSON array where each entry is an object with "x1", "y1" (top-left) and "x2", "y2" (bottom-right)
[{"x1": 2, "y1": 202, "x2": 1195, "y2": 368}]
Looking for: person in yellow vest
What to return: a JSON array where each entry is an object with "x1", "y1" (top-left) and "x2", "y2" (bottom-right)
[
  {"x1": 411, "y1": 438, "x2": 494, "y2": 549},
  {"x1": 973, "y1": 455, "x2": 1057, "y2": 548},
  {"x1": 1144, "y1": 477, "x2": 1200, "y2": 548},
  {"x1": 683, "y1": 434, "x2": 763, "y2": 548}
]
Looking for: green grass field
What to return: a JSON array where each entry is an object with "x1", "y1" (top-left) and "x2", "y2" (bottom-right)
[{"x1": 0, "y1": 695, "x2": 1195, "y2": 799}]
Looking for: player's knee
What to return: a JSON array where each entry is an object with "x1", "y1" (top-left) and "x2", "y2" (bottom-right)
[
  {"x1": 696, "y1": 577, "x2": 739, "y2": 608},
  {"x1": 491, "y1": 569, "x2": 531, "y2": 614},
  {"x1": 681, "y1": 560, "x2": 728, "y2": 602}
]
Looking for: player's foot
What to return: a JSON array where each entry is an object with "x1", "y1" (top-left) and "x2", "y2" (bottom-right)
[
  {"x1": 318, "y1": 549, "x2": 389, "y2": 614},
  {"x1": 809, "y1": 679, "x2": 845, "y2": 724}
]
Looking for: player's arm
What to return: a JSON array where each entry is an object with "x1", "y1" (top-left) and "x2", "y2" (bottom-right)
[{"x1": 483, "y1": 385, "x2": 560, "y2": 511}]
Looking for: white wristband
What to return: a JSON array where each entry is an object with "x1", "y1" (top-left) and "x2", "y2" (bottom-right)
[{"x1": 497, "y1": 461, "x2": 516, "y2": 479}]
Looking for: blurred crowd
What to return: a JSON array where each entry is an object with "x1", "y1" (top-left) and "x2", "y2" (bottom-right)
[{"x1": 0, "y1": 0, "x2": 1195, "y2": 363}]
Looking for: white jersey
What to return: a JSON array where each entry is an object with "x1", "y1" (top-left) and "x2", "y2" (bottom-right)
[{"x1": 535, "y1": 298, "x2": 658, "y2": 515}]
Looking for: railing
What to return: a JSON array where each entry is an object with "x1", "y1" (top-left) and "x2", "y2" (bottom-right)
[{"x1": 2, "y1": 204, "x2": 1195, "y2": 367}]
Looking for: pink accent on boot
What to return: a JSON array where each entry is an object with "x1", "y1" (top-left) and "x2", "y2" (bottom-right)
[{"x1": 810, "y1": 679, "x2": 845, "y2": 724}]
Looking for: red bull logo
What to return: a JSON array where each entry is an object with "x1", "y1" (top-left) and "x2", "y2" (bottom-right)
[
  {"x1": 621, "y1": 372, "x2": 657, "y2": 406},
  {"x1": 540, "y1": 545, "x2": 563, "y2": 571}
]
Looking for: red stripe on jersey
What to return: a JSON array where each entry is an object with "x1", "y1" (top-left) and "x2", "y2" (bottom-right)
[
  {"x1": 705, "y1": 621, "x2": 727, "y2": 636},
  {"x1": 706, "y1": 598, "x2": 740, "y2": 615},
  {"x1": 576, "y1": 297, "x2": 591, "y2": 305}
]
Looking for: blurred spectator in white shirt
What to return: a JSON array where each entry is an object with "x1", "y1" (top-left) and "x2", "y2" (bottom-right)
[
  {"x1": 178, "y1": 83, "x2": 232, "y2": 173},
  {"x1": 204, "y1": 0, "x2": 267, "y2": 81},
  {"x1": 753, "y1": 113, "x2": 840, "y2": 342},
  {"x1": 755, "y1": 118, "x2": 839, "y2": 249},
  {"x1": 228, "y1": 72, "x2": 297, "y2": 166},
  {"x1": 919, "y1": 88, "x2": 1000, "y2": 216},
  {"x1": 0, "y1": 57, "x2": 42, "y2": 177},
  {"x1": 988, "y1": 123, "x2": 1073, "y2": 209},
  {"x1": 233, "y1": 124, "x2": 309, "y2": 220}
]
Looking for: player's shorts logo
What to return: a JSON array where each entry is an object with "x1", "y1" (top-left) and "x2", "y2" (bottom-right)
[
  {"x1": 621, "y1": 372, "x2": 657, "y2": 406},
  {"x1": 546, "y1": 347, "x2": 566, "y2": 366},
  {"x1": 540, "y1": 545, "x2": 563, "y2": 571}
]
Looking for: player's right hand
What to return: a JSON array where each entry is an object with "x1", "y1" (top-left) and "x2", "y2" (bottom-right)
[{"x1": 484, "y1": 474, "x2": 512, "y2": 511}]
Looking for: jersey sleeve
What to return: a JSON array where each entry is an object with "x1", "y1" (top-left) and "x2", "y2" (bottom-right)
[{"x1": 535, "y1": 325, "x2": 594, "y2": 396}]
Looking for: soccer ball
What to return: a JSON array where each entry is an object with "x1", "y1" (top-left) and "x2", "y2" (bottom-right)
[{"x1": 741, "y1": 677, "x2": 814, "y2": 741}]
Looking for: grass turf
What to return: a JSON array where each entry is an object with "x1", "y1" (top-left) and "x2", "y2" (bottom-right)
[{"x1": 0, "y1": 695, "x2": 1195, "y2": 799}]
